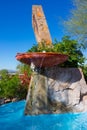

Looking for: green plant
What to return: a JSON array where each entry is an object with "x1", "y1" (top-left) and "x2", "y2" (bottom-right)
[
  {"x1": 28, "y1": 42, "x2": 54, "y2": 52},
  {"x1": 54, "y1": 36, "x2": 86, "y2": 67},
  {"x1": 28, "y1": 36, "x2": 86, "y2": 67},
  {"x1": 0, "y1": 70, "x2": 27, "y2": 99},
  {"x1": 63, "y1": 0, "x2": 87, "y2": 47}
]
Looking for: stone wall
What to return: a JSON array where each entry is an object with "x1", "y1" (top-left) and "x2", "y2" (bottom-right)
[{"x1": 25, "y1": 67, "x2": 87, "y2": 115}]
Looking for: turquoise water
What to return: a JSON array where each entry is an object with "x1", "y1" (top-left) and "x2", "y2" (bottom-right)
[{"x1": 0, "y1": 100, "x2": 87, "y2": 130}]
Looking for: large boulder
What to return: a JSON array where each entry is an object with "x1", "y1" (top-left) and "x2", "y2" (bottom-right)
[
  {"x1": 46, "y1": 67, "x2": 87, "y2": 113},
  {"x1": 25, "y1": 67, "x2": 87, "y2": 115}
]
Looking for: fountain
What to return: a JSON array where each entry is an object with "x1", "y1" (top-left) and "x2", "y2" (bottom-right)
[
  {"x1": 16, "y1": 5, "x2": 87, "y2": 115},
  {"x1": 16, "y1": 52, "x2": 68, "y2": 68}
]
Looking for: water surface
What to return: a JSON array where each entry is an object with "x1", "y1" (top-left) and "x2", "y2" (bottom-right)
[{"x1": 0, "y1": 100, "x2": 87, "y2": 130}]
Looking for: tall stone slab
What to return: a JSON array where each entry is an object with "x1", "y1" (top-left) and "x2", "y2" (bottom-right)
[
  {"x1": 25, "y1": 71, "x2": 49, "y2": 115},
  {"x1": 32, "y1": 5, "x2": 52, "y2": 46}
]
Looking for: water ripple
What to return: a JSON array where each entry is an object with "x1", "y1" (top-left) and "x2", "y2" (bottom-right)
[{"x1": 0, "y1": 100, "x2": 87, "y2": 130}]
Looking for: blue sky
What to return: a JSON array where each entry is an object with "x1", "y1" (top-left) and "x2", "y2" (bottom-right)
[{"x1": 0, "y1": 0, "x2": 86, "y2": 70}]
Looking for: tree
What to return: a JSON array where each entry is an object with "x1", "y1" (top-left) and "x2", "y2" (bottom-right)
[
  {"x1": 16, "y1": 63, "x2": 32, "y2": 77},
  {"x1": 64, "y1": 0, "x2": 87, "y2": 47},
  {"x1": 0, "y1": 69, "x2": 9, "y2": 80},
  {"x1": 54, "y1": 36, "x2": 86, "y2": 67},
  {"x1": 0, "y1": 69, "x2": 27, "y2": 99},
  {"x1": 16, "y1": 64, "x2": 32, "y2": 88}
]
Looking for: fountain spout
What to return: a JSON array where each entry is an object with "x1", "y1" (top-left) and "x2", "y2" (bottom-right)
[{"x1": 30, "y1": 62, "x2": 35, "y2": 71}]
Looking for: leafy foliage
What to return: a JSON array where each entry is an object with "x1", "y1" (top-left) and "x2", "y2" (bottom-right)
[
  {"x1": 0, "y1": 70, "x2": 27, "y2": 99},
  {"x1": 64, "y1": 0, "x2": 87, "y2": 47},
  {"x1": 16, "y1": 64, "x2": 32, "y2": 77},
  {"x1": 27, "y1": 42, "x2": 55, "y2": 52},
  {"x1": 54, "y1": 36, "x2": 85, "y2": 67},
  {"x1": 16, "y1": 64, "x2": 32, "y2": 88}
]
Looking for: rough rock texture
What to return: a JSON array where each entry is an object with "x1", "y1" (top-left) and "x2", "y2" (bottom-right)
[
  {"x1": 32, "y1": 5, "x2": 52, "y2": 45},
  {"x1": 25, "y1": 71, "x2": 48, "y2": 115},
  {"x1": 25, "y1": 67, "x2": 87, "y2": 115}
]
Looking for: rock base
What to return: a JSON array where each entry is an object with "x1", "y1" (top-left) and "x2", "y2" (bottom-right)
[{"x1": 25, "y1": 67, "x2": 87, "y2": 115}]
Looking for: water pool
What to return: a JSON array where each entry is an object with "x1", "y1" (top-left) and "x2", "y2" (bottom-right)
[{"x1": 0, "y1": 100, "x2": 87, "y2": 130}]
